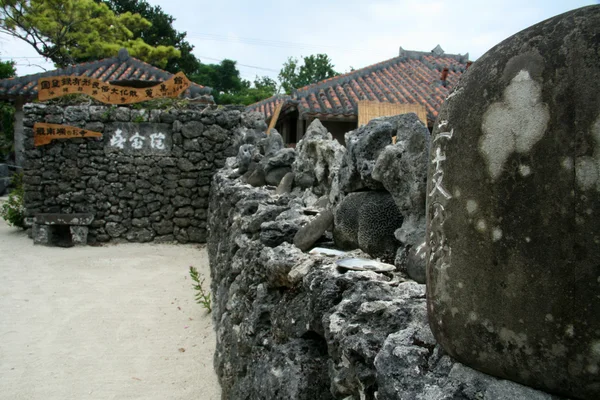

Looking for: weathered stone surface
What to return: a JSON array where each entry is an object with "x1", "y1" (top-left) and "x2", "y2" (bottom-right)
[
  {"x1": 32, "y1": 224, "x2": 51, "y2": 244},
  {"x1": 241, "y1": 111, "x2": 268, "y2": 131},
  {"x1": 208, "y1": 163, "x2": 563, "y2": 400},
  {"x1": 34, "y1": 213, "x2": 94, "y2": 226},
  {"x1": 426, "y1": 7, "x2": 600, "y2": 400},
  {"x1": 262, "y1": 130, "x2": 284, "y2": 156},
  {"x1": 264, "y1": 166, "x2": 291, "y2": 186},
  {"x1": 333, "y1": 191, "x2": 403, "y2": 262},
  {"x1": 236, "y1": 144, "x2": 255, "y2": 174},
  {"x1": 181, "y1": 121, "x2": 204, "y2": 138},
  {"x1": 70, "y1": 226, "x2": 88, "y2": 245},
  {"x1": 293, "y1": 119, "x2": 345, "y2": 202},
  {"x1": 22, "y1": 104, "x2": 250, "y2": 244},
  {"x1": 372, "y1": 113, "x2": 429, "y2": 214},
  {"x1": 265, "y1": 148, "x2": 296, "y2": 169},
  {"x1": 275, "y1": 171, "x2": 294, "y2": 194},
  {"x1": 338, "y1": 119, "x2": 394, "y2": 193},
  {"x1": 293, "y1": 209, "x2": 333, "y2": 251},
  {"x1": 64, "y1": 106, "x2": 90, "y2": 122},
  {"x1": 245, "y1": 165, "x2": 266, "y2": 187}
]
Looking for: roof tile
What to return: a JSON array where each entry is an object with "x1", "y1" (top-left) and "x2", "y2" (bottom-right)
[{"x1": 0, "y1": 49, "x2": 213, "y2": 102}]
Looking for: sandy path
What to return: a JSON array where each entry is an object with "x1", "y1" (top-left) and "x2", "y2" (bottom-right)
[{"x1": 0, "y1": 212, "x2": 221, "y2": 400}]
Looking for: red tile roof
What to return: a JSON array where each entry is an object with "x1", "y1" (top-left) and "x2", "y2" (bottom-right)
[
  {"x1": 246, "y1": 94, "x2": 291, "y2": 120},
  {"x1": 0, "y1": 49, "x2": 214, "y2": 103},
  {"x1": 248, "y1": 47, "x2": 469, "y2": 126}
]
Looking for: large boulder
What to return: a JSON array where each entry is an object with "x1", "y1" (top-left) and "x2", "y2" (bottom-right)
[{"x1": 426, "y1": 6, "x2": 600, "y2": 399}]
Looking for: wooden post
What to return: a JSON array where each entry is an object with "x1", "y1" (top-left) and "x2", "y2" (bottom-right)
[{"x1": 267, "y1": 102, "x2": 283, "y2": 135}]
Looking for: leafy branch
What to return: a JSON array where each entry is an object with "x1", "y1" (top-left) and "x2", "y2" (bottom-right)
[{"x1": 189, "y1": 266, "x2": 211, "y2": 313}]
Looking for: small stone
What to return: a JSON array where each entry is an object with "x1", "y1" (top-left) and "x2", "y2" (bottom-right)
[
  {"x1": 293, "y1": 210, "x2": 333, "y2": 251},
  {"x1": 275, "y1": 172, "x2": 294, "y2": 194}
]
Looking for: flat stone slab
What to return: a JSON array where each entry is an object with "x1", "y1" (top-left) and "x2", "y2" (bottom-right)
[
  {"x1": 34, "y1": 213, "x2": 94, "y2": 226},
  {"x1": 336, "y1": 257, "x2": 396, "y2": 272}
]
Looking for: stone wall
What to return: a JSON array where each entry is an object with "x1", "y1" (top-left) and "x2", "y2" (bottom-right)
[
  {"x1": 208, "y1": 116, "x2": 557, "y2": 400},
  {"x1": 21, "y1": 102, "x2": 257, "y2": 244},
  {"x1": 208, "y1": 142, "x2": 564, "y2": 400}
]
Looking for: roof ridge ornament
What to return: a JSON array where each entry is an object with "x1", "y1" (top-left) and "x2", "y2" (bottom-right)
[
  {"x1": 118, "y1": 48, "x2": 130, "y2": 61},
  {"x1": 432, "y1": 45, "x2": 445, "y2": 56}
]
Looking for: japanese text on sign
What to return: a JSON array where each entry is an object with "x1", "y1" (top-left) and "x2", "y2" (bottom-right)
[
  {"x1": 38, "y1": 72, "x2": 192, "y2": 105},
  {"x1": 33, "y1": 123, "x2": 102, "y2": 146},
  {"x1": 109, "y1": 129, "x2": 166, "y2": 151}
]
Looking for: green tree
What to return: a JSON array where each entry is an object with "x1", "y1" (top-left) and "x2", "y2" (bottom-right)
[
  {"x1": 0, "y1": 57, "x2": 15, "y2": 160},
  {"x1": 219, "y1": 76, "x2": 277, "y2": 106},
  {"x1": 98, "y1": 0, "x2": 200, "y2": 75},
  {"x1": 0, "y1": 0, "x2": 179, "y2": 68},
  {"x1": 279, "y1": 53, "x2": 338, "y2": 94},
  {"x1": 0, "y1": 57, "x2": 15, "y2": 79},
  {"x1": 190, "y1": 60, "x2": 277, "y2": 105}
]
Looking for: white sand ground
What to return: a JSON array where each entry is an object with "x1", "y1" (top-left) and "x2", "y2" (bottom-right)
[{"x1": 0, "y1": 205, "x2": 221, "y2": 399}]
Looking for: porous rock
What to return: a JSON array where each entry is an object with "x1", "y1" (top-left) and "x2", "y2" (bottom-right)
[
  {"x1": 338, "y1": 119, "x2": 394, "y2": 193},
  {"x1": 333, "y1": 191, "x2": 402, "y2": 262},
  {"x1": 208, "y1": 158, "x2": 565, "y2": 400},
  {"x1": 426, "y1": 6, "x2": 600, "y2": 399},
  {"x1": 293, "y1": 119, "x2": 345, "y2": 202},
  {"x1": 275, "y1": 172, "x2": 295, "y2": 194}
]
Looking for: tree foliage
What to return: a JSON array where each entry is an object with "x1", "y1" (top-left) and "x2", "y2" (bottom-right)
[
  {"x1": 0, "y1": 0, "x2": 180, "y2": 68},
  {"x1": 190, "y1": 59, "x2": 277, "y2": 106},
  {"x1": 0, "y1": 58, "x2": 15, "y2": 160},
  {"x1": 278, "y1": 53, "x2": 338, "y2": 94},
  {"x1": 98, "y1": 0, "x2": 200, "y2": 75}
]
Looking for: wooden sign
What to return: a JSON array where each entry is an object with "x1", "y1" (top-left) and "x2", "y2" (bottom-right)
[
  {"x1": 37, "y1": 72, "x2": 192, "y2": 104},
  {"x1": 33, "y1": 123, "x2": 102, "y2": 146}
]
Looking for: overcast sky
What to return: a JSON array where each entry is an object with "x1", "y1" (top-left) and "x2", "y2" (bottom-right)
[{"x1": 0, "y1": 0, "x2": 597, "y2": 82}]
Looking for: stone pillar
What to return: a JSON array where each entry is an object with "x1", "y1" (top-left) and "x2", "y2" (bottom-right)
[{"x1": 425, "y1": 6, "x2": 600, "y2": 400}]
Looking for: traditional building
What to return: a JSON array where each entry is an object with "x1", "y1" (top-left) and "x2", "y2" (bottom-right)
[{"x1": 248, "y1": 46, "x2": 469, "y2": 144}]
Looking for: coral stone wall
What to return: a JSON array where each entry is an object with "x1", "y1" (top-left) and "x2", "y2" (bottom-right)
[{"x1": 21, "y1": 103, "x2": 253, "y2": 243}]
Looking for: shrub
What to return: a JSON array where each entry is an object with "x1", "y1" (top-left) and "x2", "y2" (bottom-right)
[
  {"x1": 1, "y1": 172, "x2": 25, "y2": 229},
  {"x1": 189, "y1": 266, "x2": 212, "y2": 313}
]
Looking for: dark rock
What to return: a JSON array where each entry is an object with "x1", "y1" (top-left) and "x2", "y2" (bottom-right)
[
  {"x1": 260, "y1": 219, "x2": 301, "y2": 247},
  {"x1": 245, "y1": 165, "x2": 266, "y2": 187},
  {"x1": 293, "y1": 210, "x2": 333, "y2": 251},
  {"x1": 188, "y1": 227, "x2": 207, "y2": 242},
  {"x1": 126, "y1": 228, "x2": 153, "y2": 242},
  {"x1": 338, "y1": 119, "x2": 395, "y2": 193},
  {"x1": 152, "y1": 220, "x2": 173, "y2": 235},
  {"x1": 265, "y1": 148, "x2": 296, "y2": 169},
  {"x1": 372, "y1": 113, "x2": 429, "y2": 215},
  {"x1": 275, "y1": 172, "x2": 294, "y2": 194},
  {"x1": 265, "y1": 166, "x2": 291, "y2": 186},
  {"x1": 64, "y1": 106, "x2": 90, "y2": 122},
  {"x1": 106, "y1": 222, "x2": 127, "y2": 238},
  {"x1": 426, "y1": 7, "x2": 600, "y2": 400},
  {"x1": 181, "y1": 121, "x2": 204, "y2": 138},
  {"x1": 333, "y1": 191, "x2": 403, "y2": 262},
  {"x1": 241, "y1": 111, "x2": 268, "y2": 131}
]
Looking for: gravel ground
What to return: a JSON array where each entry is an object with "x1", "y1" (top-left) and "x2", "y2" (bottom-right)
[{"x1": 0, "y1": 204, "x2": 221, "y2": 400}]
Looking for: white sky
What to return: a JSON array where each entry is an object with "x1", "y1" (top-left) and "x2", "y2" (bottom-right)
[{"x1": 0, "y1": 0, "x2": 597, "y2": 82}]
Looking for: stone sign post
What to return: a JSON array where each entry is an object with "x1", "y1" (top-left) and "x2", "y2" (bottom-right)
[{"x1": 426, "y1": 6, "x2": 600, "y2": 400}]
